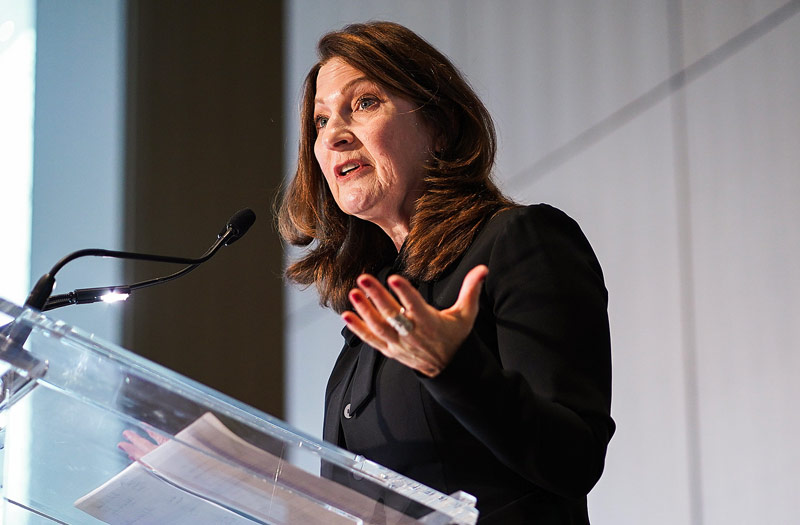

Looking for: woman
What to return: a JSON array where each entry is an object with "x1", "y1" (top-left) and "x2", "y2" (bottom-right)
[{"x1": 279, "y1": 21, "x2": 614, "y2": 524}]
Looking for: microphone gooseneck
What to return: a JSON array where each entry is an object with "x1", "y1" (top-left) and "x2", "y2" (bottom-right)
[{"x1": 38, "y1": 208, "x2": 257, "y2": 311}]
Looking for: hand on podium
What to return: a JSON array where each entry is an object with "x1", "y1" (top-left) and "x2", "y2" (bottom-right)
[{"x1": 117, "y1": 428, "x2": 169, "y2": 461}]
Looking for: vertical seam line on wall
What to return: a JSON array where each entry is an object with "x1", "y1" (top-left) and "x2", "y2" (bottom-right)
[
  {"x1": 122, "y1": 0, "x2": 142, "y2": 350},
  {"x1": 665, "y1": 0, "x2": 703, "y2": 523}
]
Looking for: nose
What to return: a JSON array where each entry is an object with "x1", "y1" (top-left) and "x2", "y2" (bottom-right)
[{"x1": 321, "y1": 114, "x2": 355, "y2": 150}]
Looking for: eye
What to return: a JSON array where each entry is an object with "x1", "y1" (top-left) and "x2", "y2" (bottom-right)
[
  {"x1": 356, "y1": 96, "x2": 378, "y2": 111},
  {"x1": 314, "y1": 115, "x2": 328, "y2": 130}
]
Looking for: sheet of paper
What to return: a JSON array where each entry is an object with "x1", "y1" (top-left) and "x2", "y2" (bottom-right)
[
  {"x1": 75, "y1": 413, "x2": 420, "y2": 525},
  {"x1": 74, "y1": 462, "x2": 257, "y2": 525}
]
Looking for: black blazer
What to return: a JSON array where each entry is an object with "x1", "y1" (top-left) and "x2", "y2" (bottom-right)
[{"x1": 323, "y1": 205, "x2": 615, "y2": 524}]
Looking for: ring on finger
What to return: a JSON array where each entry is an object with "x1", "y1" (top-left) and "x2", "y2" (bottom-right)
[{"x1": 386, "y1": 307, "x2": 414, "y2": 336}]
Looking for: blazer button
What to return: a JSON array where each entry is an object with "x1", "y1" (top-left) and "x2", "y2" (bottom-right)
[{"x1": 343, "y1": 403, "x2": 352, "y2": 419}]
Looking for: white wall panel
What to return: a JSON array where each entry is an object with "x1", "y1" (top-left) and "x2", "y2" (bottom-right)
[
  {"x1": 31, "y1": 0, "x2": 125, "y2": 343},
  {"x1": 450, "y1": 0, "x2": 673, "y2": 191},
  {"x1": 680, "y1": 0, "x2": 788, "y2": 67},
  {"x1": 684, "y1": 11, "x2": 800, "y2": 525}
]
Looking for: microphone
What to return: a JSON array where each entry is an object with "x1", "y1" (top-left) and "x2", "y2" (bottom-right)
[
  {"x1": 0, "y1": 209, "x2": 255, "y2": 365},
  {"x1": 218, "y1": 207, "x2": 256, "y2": 246},
  {"x1": 41, "y1": 208, "x2": 257, "y2": 311}
]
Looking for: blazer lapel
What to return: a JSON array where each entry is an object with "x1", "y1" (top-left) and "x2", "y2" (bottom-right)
[
  {"x1": 322, "y1": 326, "x2": 382, "y2": 444},
  {"x1": 323, "y1": 327, "x2": 360, "y2": 444},
  {"x1": 348, "y1": 343, "x2": 378, "y2": 416}
]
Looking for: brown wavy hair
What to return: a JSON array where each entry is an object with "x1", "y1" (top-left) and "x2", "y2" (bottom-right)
[{"x1": 278, "y1": 21, "x2": 515, "y2": 312}]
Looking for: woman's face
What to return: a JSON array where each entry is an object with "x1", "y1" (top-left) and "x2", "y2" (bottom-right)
[{"x1": 313, "y1": 58, "x2": 434, "y2": 243}]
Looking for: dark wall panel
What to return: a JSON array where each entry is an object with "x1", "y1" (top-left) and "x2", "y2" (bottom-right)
[{"x1": 123, "y1": 0, "x2": 284, "y2": 417}]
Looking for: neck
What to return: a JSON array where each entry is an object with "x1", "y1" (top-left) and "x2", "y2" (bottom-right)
[
  {"x1": 372, "y1": 201, "x2": 416, "y2": 252},
  {"x1": 366, "y1": 192, "x2": 421, "y2": 251},
  {"x1": 379, "y1": 221, "x2": 409, "y2": 252}
]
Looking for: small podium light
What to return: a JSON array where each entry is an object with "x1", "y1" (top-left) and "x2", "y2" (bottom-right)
[
  {"x1": 41, "y1": 286, "x2": 133, "y2": 310},
  {"x1": 73, "y1": 287, "x2": 132, "y2": 305},
  {"x1": 100, "y1": 291, "x2": 130, "y2": 304}
]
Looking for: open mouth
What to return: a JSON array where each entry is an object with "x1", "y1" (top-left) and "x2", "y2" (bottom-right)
[
  {"x1": 339, "y1": 162, "x2": 361, "y2": 177},
  {"x1": 336, "y1": 160, "x2": 367, "y2": 177}
]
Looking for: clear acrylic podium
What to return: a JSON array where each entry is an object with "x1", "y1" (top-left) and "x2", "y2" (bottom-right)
[{"x1": 0, "y1": 297, "x2": 478, "y2": 524}]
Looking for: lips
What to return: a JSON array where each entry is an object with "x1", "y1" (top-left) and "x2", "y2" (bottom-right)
[{"x1": 334, "y1": 159, "x2": 370, "y2": 178}]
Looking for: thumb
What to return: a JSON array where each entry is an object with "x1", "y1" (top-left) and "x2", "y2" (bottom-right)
[{"x1": 452, "y1": 265, "x2": 488, "y2": 321}]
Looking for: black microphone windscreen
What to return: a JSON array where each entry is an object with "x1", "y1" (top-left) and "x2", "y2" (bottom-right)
[{"x1": 224, "y1": 208, "x2": 256, "y2": 245}]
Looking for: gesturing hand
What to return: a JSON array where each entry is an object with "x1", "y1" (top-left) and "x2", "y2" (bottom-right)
[{"x1": 341, "y1": 264, "x2": 488, "y2": 377}]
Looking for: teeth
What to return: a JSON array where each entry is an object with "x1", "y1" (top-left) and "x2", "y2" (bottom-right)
[{"x1": 340, "y1": 162, "x2": 359, "y2": 175}]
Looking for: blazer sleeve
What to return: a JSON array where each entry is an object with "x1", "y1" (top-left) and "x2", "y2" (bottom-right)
[{"x1": 419, "y1": 204, "x2": 615, "y2": 499}]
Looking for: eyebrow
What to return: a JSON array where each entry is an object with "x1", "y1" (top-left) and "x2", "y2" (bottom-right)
[{"x1": 314, "y1": 76, "x2": 374, "y2": 106}]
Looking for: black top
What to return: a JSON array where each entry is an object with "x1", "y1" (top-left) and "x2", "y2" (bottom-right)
[{"x1": 323, "y1": 204, "x2": 615, "y2": 524}]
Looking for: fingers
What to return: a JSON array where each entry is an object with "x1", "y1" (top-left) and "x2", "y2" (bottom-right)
[
  {"x1": 145, "y1": 427, "x2": 169, "y2": 446},
  {"x1": 347, "y1": 288, "x2": 399, "y2": 346},
  {"x1": 343, "y1": 306, "x2": 425, "y2": 372},
  {"x1": 452, "y1": 265, "x2": 488, "y2": 320},
  {"x1": 118, "y1": 428, "x2": 165, "y2": 461},
  {"x1": 118, "y1": 429, "x2": 158, "y2": 461},
  {"x1": 355, "y1": 274, "x2": 406, "y2": 318},
  {"x1": 349, "y1": 273, "x2": 426, "y2": 342},
  {"x1": 121, "y1": 429, "x2": 155, "y2": 451},
  {"x1": 386, "y1": 274, "x2": 431, "y2": 317},
  {"x1": 117, "y1": 441, "x2": 138, "y2": 459},
  {"x1": 342, "y1": 309, "x2": 391, "y2": 351}
]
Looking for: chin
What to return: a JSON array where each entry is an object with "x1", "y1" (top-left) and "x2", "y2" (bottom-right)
[{"x1": 339, "y1": 198, "x2": 378, "y2": 220}]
